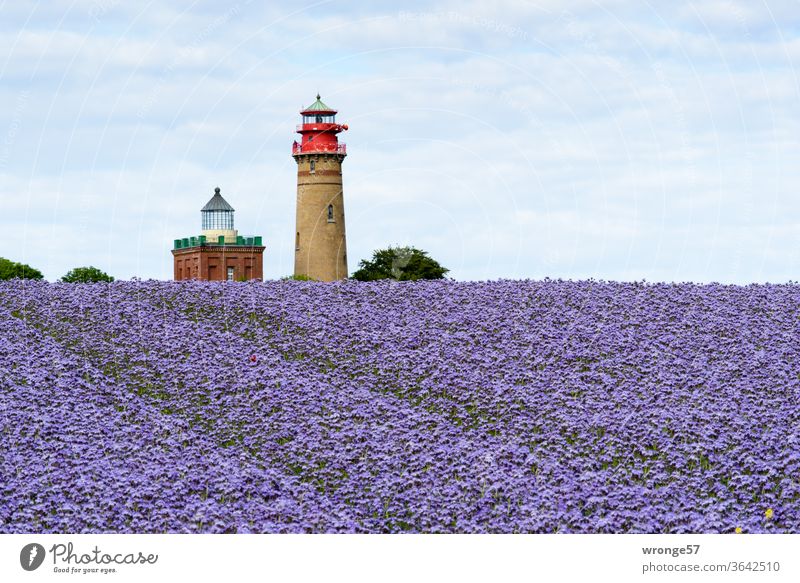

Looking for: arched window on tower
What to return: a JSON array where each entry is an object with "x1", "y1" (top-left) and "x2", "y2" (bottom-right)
[
  {"x1": 310, "y1": 160, "x2": 315, "y2": 173},
  {"x1": 295, "y1": 232, "x2": 300, "y2": 250},
  {"x1": 327, "y1": 204, "x2": 335, "y2": 223}
]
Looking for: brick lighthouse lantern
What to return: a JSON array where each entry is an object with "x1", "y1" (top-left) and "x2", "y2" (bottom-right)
[
  {"x1": 292, "y1": 94, "x2": 349, "y2": 281},
  {"x1": 171, "y1": 187, "x2": 265, "y2": 281}
]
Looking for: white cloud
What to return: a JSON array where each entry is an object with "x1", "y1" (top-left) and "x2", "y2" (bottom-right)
[{"x1": 0, "y1": 1, "x2": 798, "y2": 283}]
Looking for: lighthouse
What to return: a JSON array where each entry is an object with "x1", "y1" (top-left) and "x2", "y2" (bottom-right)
[
  {"x1": 292, "y1": 94, "x2": 349, "y2": 281},
  {"x1": 171, "y1": 187, "x2": 265, "y2": 281}
]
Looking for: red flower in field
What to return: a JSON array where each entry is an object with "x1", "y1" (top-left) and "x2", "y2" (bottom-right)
[{"x1": 250, "y1": 354, "x2": 257, "y2": 362}]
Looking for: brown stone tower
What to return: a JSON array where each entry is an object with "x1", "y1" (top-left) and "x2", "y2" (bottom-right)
[
  {"x1": 171, "y1": 187, "x2": 265, "y2": 281},
  {"x1": 292, "y1": 95, "x2": 348, "y2": 281}
]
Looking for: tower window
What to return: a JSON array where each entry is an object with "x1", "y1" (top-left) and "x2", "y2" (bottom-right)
[
  {"x1": 227, "y1": 267, "x2": 235, "y2": 281},
  {"x1": 310, "y1": 160, "x2": 315, "y2": 173},
  {"x1": 295, "y1": 232, "x2": 300, "y2": 250},
  {"x1": 327, "y1": 204, "x2": 335, "y2": 222}
]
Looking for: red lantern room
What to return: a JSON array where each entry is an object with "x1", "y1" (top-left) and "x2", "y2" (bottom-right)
[{"x1": 292, "y1": 94, "x2": 348, "y2": 156}]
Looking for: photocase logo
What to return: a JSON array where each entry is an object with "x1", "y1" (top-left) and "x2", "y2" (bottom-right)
[{"x1": 20, "y1": 543, "x2": 46, "y2": 571}]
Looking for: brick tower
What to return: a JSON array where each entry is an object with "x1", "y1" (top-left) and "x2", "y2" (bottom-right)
[
  {"x1": 292, "y1": 94, "x2": 349, "y2": 281},
  {"x1": 172, "y1": 187, "x2": 265, "y2": 281}
]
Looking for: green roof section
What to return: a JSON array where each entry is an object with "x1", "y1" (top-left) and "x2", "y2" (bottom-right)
[
  {"x1": 173, "y1": 235, "x2": 263, "y2": 250},
  {"x1": 301, "y1": 94, "x2": 336, "y2": 113}
]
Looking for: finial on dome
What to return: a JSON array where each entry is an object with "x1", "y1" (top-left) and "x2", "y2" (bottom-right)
[{"x1": 215, "y1": 187, "x2": 221, "y2": 195}]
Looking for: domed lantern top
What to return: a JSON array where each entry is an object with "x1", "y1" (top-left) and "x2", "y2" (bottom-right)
[
  {"x1": 301, "y1": 93, "x2": 337, "y2": 115},
  {"x1": 201, "y1": 187, "x2": 235, "y2": 231}
]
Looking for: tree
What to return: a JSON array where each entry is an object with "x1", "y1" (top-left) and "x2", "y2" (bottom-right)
[
  {"x1": 0, "y1": 257, "x2": 44, "y2": 280},
  {"x1": 351, "y1": 246, "x2": 449, "y2": 281},
  {"x1": 60, "y1": 266, "x2": 114, "y2": 283}
]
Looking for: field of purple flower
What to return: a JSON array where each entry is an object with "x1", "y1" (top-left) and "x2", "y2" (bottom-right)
[{"x1": 1, "y1": 279, "x2": 798, "y2": 533}]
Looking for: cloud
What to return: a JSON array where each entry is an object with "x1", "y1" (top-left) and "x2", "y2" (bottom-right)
[{"x1": 0, "y1": 1, "x2": 798, "y2": 283}]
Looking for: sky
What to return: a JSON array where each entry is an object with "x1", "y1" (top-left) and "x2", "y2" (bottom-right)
[{"x1": 1, "y1": 0, "x2": 799, "y2": 283}]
